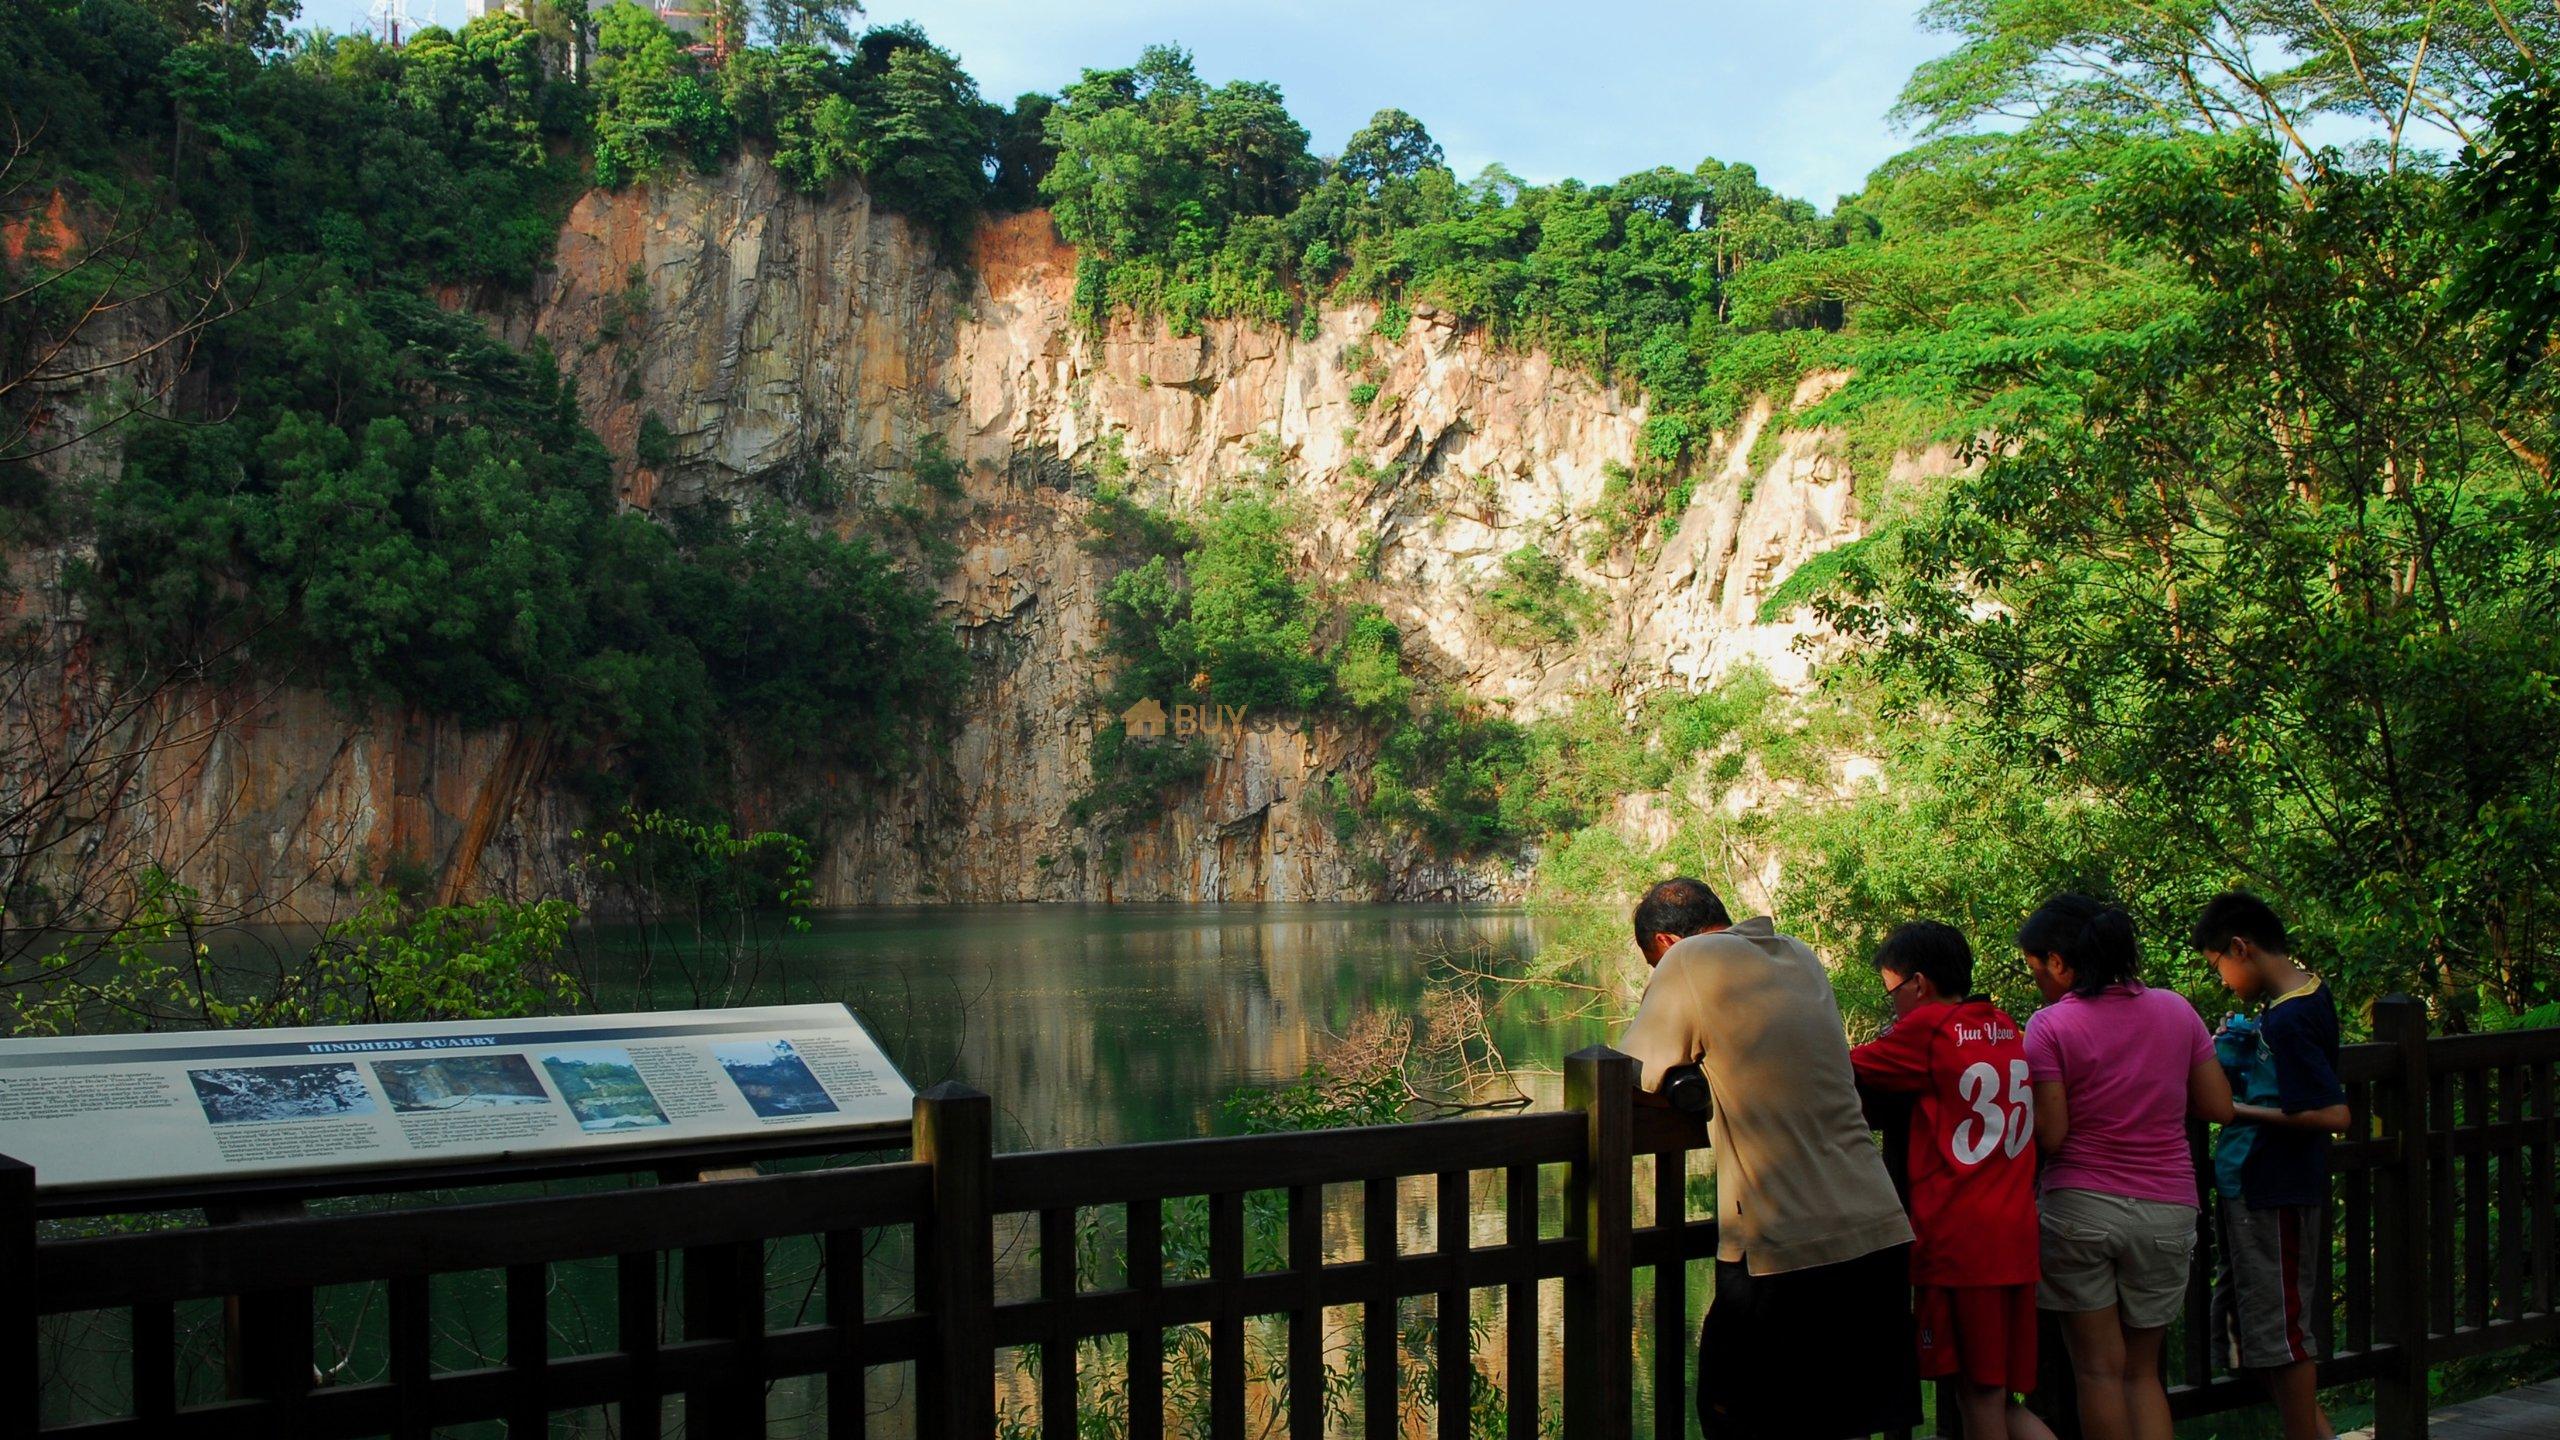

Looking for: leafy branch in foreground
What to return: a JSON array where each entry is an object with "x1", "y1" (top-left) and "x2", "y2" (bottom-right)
[
  {"x1": 5, "y1": 872, "x2": 577, "y2": 1036},
  {"x1": 1827, "y1": 135, "x2": 2560, "y2": 1016}
]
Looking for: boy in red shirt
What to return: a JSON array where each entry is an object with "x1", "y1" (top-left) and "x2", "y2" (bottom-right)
[{"x1": 1851, "y1": 922, "x2": 2056, "y2": 1440}]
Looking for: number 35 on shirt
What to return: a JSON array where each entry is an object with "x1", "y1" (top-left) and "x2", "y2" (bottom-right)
[
  {"x1": 1953, "y1": 1057, "x2": 2033, "y2": 1165},
  {"x1": 1849, "y1": 1000, "x2": 2043, "y2": 1288}
]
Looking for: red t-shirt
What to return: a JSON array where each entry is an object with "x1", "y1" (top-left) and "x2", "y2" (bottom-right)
[{"x1": 1850, "y1": 998, "x2": 2040, "y2": 1287}]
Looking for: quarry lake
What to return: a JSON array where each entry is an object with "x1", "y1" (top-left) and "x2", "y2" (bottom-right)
[
  {"x1": 591, "y1": 902, "x2": 1595, "y2": 1146},
  {"x1": 38, "y1": 905, "x2": 1666, "y2": 1436}
]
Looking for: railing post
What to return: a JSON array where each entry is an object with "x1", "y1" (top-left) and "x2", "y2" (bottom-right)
[
  {"x1": 652, "y1": 1164, "x2": 760, "y2": 1434},
  {"x1": 1562, "y1": 1045, "x2": 1635, "y2": 1439},
  {"x1": 210, "y1": 1200, "x2": 313, "y2": 1411},
  {"x1": 2371, "y1": 996, "x2": 2431, "y2": 1440},
  {"x1": 3, "y1": 1154, "x2": 35, "y2": 1439},
  {"x1": 916, "y1": 1081, "x2": 995, "y2": 1439}
]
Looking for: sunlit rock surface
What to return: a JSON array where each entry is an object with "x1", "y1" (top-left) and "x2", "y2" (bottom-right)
[{"x1": 11, "y1": 160, "x2": 1949, "y2": 912}]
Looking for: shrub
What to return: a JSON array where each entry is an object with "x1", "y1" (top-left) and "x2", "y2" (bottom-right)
[
  {"x1": 1754, "y1": 532, "x2": 1882, "y2": 623},
  {"x1": 636, "y1": 410, "x2": 675, "y2": 466},
  {"x1": 1330, "y1": 605, "x2": 1411, "y2": 722},
  {"x1": 1482, "y1": 545, "x2": 1598, "y2": 646}
]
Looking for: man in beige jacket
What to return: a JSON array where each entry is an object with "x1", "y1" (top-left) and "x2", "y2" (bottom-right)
[{"x1": 1617, "y1": 877, "x2": 1920, "y2": 1439}]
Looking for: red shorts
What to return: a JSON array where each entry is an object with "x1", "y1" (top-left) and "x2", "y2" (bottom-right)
[{"x1": 1915, "y1": 1283, "x2": 2039, "y2": 1394}]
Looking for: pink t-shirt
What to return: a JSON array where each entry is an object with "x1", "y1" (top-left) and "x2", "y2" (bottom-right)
[{"x1": 2022, "y1": 982, "x2": 2215, "y2": 1207}]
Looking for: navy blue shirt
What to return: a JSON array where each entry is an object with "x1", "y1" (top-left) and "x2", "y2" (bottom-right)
[{"x1": 2236, "y1": 978, "x2": 2347, "y2": 1209}]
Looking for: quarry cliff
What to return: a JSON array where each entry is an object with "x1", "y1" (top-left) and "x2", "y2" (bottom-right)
[{"x1": 24, "y1": 158, "x2": 1947, "y2": 912}]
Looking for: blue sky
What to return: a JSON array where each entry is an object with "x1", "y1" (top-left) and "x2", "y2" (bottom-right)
[{"x1": 288, "y1": 1, "x2": 1956, "y2": 206}]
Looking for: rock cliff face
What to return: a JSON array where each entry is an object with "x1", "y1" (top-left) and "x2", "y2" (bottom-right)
[{"x1": 16, "y1": 159, "x2": 1908, "y2": 913}]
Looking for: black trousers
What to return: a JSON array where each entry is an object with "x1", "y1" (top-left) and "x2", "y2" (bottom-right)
[{"x1": 1698, "y1": 1243, "x2": 1921, "y2": 1440}]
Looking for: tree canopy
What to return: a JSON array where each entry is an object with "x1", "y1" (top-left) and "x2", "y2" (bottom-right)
[{"x1": 2, "y1": 0, "x2": 967, "y2": 819}]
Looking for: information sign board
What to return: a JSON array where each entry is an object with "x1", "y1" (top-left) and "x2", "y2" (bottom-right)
[{"x1": 0, "y1": 1003, "x2": 912, "y2": 1193}]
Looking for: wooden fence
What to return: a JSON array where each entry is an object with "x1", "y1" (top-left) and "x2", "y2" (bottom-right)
[{"x1": 2, "y1": 996, "x2": 2554, "y2": 1439}]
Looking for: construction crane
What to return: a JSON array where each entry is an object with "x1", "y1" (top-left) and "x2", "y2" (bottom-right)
[{"x1": 654, "y1": 1, "x2": 740, "y2": 63}]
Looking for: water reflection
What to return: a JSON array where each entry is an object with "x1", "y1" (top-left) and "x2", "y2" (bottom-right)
[
  {"x1": 42, "y1": 904, "x2": 1694, "y2": 1437},
  {"x1": 608, "y1": 904, "x2": 1599, "y2": 1148}
]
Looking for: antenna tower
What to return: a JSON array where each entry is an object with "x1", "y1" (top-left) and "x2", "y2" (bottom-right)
[{"x1": 368, "y1": 0, "x2": 427, "y2": 45}]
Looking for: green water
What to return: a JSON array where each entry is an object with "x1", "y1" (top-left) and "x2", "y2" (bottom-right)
[
  {"x1": 41, "y1": 904, "x2": 1690, "y2": 1436},
  {"x1": 670, "y1": 903, "x2": 1675, "y2": 1436},
  {"x1": 596, "y1": 902, "x2": 1599, "y2": 1150}
]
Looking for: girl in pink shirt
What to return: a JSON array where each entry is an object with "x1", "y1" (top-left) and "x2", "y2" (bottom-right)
[{"x1": 2017, "y1": 895, "x2": 2234, "y2": 1440}]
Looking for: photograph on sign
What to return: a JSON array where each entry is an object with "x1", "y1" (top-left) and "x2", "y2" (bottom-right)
[
  {"x1": 715, "y1": 1038, "x2": 840, "y2": 1118},
  {"x1": 541, "y1": 1047, "x2": 671, "y2": 1133},
  {"x1": 373, "y1": 1055, "x2": 549, "y2": 1114},
  {"x1": 189, "y1": 1064, "x2": 378, "y2": 1126}
]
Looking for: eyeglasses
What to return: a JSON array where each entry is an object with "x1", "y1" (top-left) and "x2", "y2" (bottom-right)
[{"x1": 1885, "y1": 974, "x2": 1922, "y2": 1000}]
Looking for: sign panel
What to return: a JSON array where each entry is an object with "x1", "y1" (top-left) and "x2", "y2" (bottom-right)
[{"x1": 0, "y1": 1004, "x2": 912, "y2": 1193}]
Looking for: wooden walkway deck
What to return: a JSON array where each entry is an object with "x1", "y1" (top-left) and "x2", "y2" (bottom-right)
[{"x1": 2342, "y1": 1377, "x2": 2560, "y2": 1440}]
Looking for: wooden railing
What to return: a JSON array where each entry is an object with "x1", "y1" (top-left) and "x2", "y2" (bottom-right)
[
  {"x1": 2055, "y1": 995, "x2": 2558, "y2": 1438},
  {"x1": 3, "y1": 998, "x2": 2554, "y2": 1439}
]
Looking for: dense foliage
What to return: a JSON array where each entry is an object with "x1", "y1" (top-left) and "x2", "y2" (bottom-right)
[
  {"x1": 1779, "y1": 6, "x2": 2556, "y2": 1018},
  {"x1": 2, "y1": 0, "x2": 966, "y2": 817},
  {"x1": 0, "y1": 0, "x2": 1018, "y2": 280},
  {"x1": 1072, "y1": 483, "x2": 1332, "y2": 838},
  {"x1": 588, "y1": 11, "x2": 1004, "y2": 243},
  {"x1": 1037, "y1": 45, "x2": 1844, "y2": 483},
  {"x1": 1828, "y1": 136, "x2": 2560, "y2": 1011},
  {"x1": 73, "y1": 273, "x2": 958, "y2": 805},
  {"x1": 1038, "y1": 7, "x2": 2560, "y2": 1019}
]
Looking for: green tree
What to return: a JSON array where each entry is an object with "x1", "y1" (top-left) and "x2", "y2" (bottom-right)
[
  {"x1": 1830, "y1": 136, "x2": 2560, "y2": 1013},
  {"x1": 1337, "y1": 107, "x2": 1445, "y2": 193},
  {"x1": 718, "y1": 43, "x2": 856, "y2": 188},
  {"x1": 1042, "y1": 46, "x2": 1221, "y2": 258},
  {"x1": 986, "y1": 90, "x2": 1055, "y2": 209},
  {"x1": 754, "y1": 0, "x2": 864, "y2": 49},
  {"x1": 1185, "y1": 494, "x2": 1327, "y2": 711},
  {"x1": 1329, "y1": 605, "x2": 1413, "y2": 724},
  {"x1": 2453, "y1": 75, "x2": 2560, "y2": 392},
  {"x1": 589, "y1": 1, "x2": 733, "y2": 187},
  {"x1": 152, "y1": 0, "x2": 303, "y2": 48},
  {"x1": 850, "y1": 31, "x2": 992, "y2": 241},
  {"x1": 397, "y1": 13, "x2": 548, "y2": 169},
  {"x1": 1899, "y1": 0, "x2": 2554, "y2": 183}
]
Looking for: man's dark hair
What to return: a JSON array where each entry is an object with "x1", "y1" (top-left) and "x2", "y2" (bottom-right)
[
  {"x1": 2017, "y1": 892, "x2": 2144, "y2": 997},
  {"x1": 1633, "y1": 877, "x2": 1731, "y2": 945},
  {"x1": 2189, "y1": 891, "x2": 2291, "y2": 957},
  {"x1": 1873, "y1": 920, "x2": 1974, "y2": 997}
]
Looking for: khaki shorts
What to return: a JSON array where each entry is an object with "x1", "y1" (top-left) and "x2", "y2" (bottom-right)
[{"x1": 2037, "y1": 1188, "x2": 2199, "y2": 1330}]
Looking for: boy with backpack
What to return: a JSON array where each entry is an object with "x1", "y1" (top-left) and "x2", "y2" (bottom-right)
[
  {"x1": 1850, "y1": 921, "x2": 2055, "y2": 1440},
  {"x1": 2195, "y1": 893, "x2": 2351, "y2": 1440}
]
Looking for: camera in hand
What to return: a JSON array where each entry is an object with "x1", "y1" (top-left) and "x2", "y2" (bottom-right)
[{"x1": 1661, "y1": 1062, "x2": 1711, "y2": 1118}]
